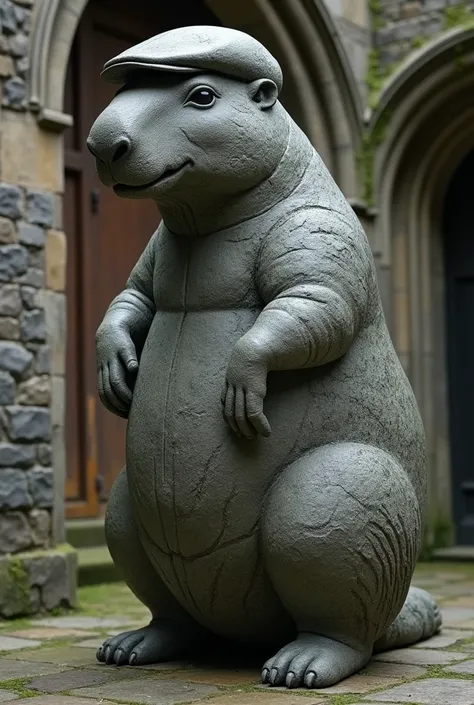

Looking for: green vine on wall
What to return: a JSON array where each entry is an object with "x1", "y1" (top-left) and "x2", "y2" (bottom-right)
[{"x1": 443, "y1": 1, "x2": 474, "y2": 30}]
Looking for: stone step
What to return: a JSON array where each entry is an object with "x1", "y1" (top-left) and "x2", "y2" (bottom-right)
[
  {"x1": 433, "y1": 545, "x2": 474, "y2": 561},
  {"x1": 66, "y1": 518, "x2": 106, "y2": 549},
  {"x1": 77, "y1": 546, "x2": 120, "y2": 586}
]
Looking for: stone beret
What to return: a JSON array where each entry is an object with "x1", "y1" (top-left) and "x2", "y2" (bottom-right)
[{"x1": 101, "y1": 25, "x2": 283, "y2": 92}]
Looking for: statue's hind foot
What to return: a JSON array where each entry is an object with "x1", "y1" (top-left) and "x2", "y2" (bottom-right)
[
  {"x1": 97, "y1": 618, "x2": 205, "y2": 666},
  {"x1": 262, "y1": 633, "x2": 370, "y2": 689},
  {"x1": 374, "y1": 587, "x2": 442, "y2": 652}
]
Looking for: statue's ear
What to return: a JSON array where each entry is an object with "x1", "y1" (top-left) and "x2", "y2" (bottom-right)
[{"x1": 248, "y1": 79, "x2": 279, "y2": 109}]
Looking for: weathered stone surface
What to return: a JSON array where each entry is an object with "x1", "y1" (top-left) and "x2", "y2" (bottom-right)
[
  {"x1": 18, "y1": 223, "x2": 45, "y2": 248},
  {"x1": 0, "y1": 342, "x2": 32, "y2": 375},
  {"x1": 8, "y1": 32, "x2": 28, "y2": 58},
  {"x1": 441, "y1": 607, "x2": 474, "y2": 625},
  {"x1": 0, "y1": 245, "x2": 27, "y2": 282},
  {"x1": 28, "y1": 248, "x2": 45, "y2": 270},
  {"x1": 7, "y1": 646, "x2": 97, "y2": 667},
  {"x1": 0, "y1": 468, "x2": 31, "y2": 509},
  {"x1": 26, "y1": 191, "x2": 53, "y2": 228},
  {"x1": 16, "y1": 55, "x2": 29, "y2": 78},
  {"x1": 6, "y1": 407, "x2": 51, "y2": 441},
  {"x1": 0, "y1": 659, "x2": 63, "y2": 680},
  {"x1": 0, "y1": 372, "x2": 15, "y2": 404},
  {"x1": 15, "y1": 267, "x2": 44, "y2": 288},
  {"x1": 0, "y1": 218, "x2": 16, "y2": 245},
  {"x1": 29, "y1": 508, "x2": 51, "y2": 547},
  {"x1": 39, "y1": 292, "x2": 65, "y2": 375},
  {"x1": 37, "y1": 444, "x2": 52, "y2": 466},
  {"x1": 35, "y1": 616, "x2": 135, "y2": 630},
  {"x1": 3, "y1": 76, "x2": 25, "y2": 108},
  {"x1": 0, "y1": 185, "x2": 21, "y2": 221},
  {"x1": 45, "y1": 231, "x2": 66, "y2": 292},
  {"x1": 28, "y1": 668, "x2": 132, "y2": 693},
  {"x1": 373, "y1": 647, "x2": 468, "y2": 666},
  {"x1": 415, "y1": 629, "x2": 473, "y2": 649},
  {"x1": 0, "y1": 284, "x2": 21, "y2": 315},
  {"x1": 0, "y1": 689, "x2": 18, "y2": 701},
  {"x1": 20, "y1": 285, "x2": 39, "y2": 310},
  {"x1": 7, "y1": 698, "x2": 118, "y2": 705},
  {"x1": 0, "y1": 635, "x2": 41, "y2": 651},
  {"x1": 21, "y1": 309, "x2": 46, "y2": 342},
  {"x1": 0, "y1": 512, "x2": 32, "y2": 553},
  {"x1": 446, "y1": 659, "x2": 474, "y2": 675},
  {"x1": 369, "y1": 677, "x2": 474, "y2": 704},
  {"x1": 73, "y1": 678, "x2": 219, "y2": 704},
  {"x1": 27, "y1": 467, "x2": 53, "y2": 508},
  {"x1": 0, "y1": 55, "x2": 13, "y2": 78},
  {"x1": 0, "y1": 316, "x2": 20, "y2": 340},
  {"x1": 35, "y1": 346, "x2": 50, "y2": 375},
  {"x1": 0, "y1": 442, "x2": 35, "y2": 468},
  {"x1": 17, "y1": 376, "x2": 51, "y2": 406},
  {"x1": 0, "y1": 0, "x2": 18, "y2": 34}
]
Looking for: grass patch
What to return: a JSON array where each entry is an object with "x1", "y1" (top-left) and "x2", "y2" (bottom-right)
[{"x1": 0, "y1": 677, "x2": 40, "y2": 698}]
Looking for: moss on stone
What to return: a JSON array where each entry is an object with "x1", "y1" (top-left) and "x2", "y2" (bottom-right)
[
  {"x1": 0, "y1": 677, "x2": 40, "y2": 698},
  {"x1": 356, "y1": 109, "x2": 392, "y2": 208},
  {"x1": 0, "y1": 555, "x2": 32, "y2": 618},
  {"x1": 369, "y1": 0, "x2": 386, "y2": 29},
  {"x1": 444, "y1": 2, "x2": 474, "y2": 30}
]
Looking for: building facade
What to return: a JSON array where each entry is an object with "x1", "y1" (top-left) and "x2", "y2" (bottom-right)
[{"x1": 0, "y1": 0, "x2": 472, "y2": 615}]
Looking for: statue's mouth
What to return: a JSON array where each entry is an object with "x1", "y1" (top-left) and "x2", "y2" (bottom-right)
[{"x1": 114, "y1": 160, "x2": 193, "y2": 194}]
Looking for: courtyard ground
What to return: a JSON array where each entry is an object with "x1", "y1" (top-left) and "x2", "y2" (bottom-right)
[{"x1": 0, "y1": 563, "x2": 474, "y2": 705}]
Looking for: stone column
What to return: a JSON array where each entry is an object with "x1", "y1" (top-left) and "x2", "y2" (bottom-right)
[{"x1": 0, "y1": 0, "x2": 76, "y2": 618}]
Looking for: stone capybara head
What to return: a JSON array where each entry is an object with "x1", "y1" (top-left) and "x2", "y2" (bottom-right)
[{"x1": 87, "y1": 26, "x2": 290, "y2": 208}]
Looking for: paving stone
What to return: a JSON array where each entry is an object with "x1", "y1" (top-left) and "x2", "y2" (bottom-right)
[
  {"x1": 0, "y1": 636, "x2": 41, "y2": 651},
  {"x1": 74, "y1": 638, "x2": 107, "y2": 649},
  {"x1": 443, "y1": 596, "x2": 474, "y2": 609},
  {"x1": 414, "y1": 630, "x2": 474, "y2": 649},
  {"x1": 0, "y1": 690, "x2": 18, "y2": 702},
  {"x1": 136, "y1": 661, "x2": 195, "y2": 672},
  {"x1": 441, "y1": 608, "x2": 474, "y2": 627},
  {"x1": 10, "y1": 698, "x2": 117, "y2": 705},
  {"x1": 373, "y1": 647, "x2": 469, "y2": 665},
  {"x1": 170, "y1": 669, "x2": 261, "y2": 686},
  {"x1": 34, "y1": 616, "x2": 135, "y2": 630},
  {"x1": 0, "y1": 658, "x2": 63, "y2": 680},
  {"x1": 200, "y1": 695, "x2": 326, "y2": 705},
  {"x1": 6, "y1": 629, "x2": 100, "y2": 641},
  {"x1": 72, "y1": 678, "x2": 219, "y2": 704},
  {"x1": 360, "y1": 660, "x2": 426, "y2": 678},
  {"x1": 447, "y1": 659, "x2": 474, "y2": 675},
  {"x1": 367, "y1": 677, "x2": 474, "y2": 704},
  {"x1": 27, "y1": 668, "x2": 134, "y2": 693},
  {"x1": 3, "y1": 647, "x2": 97, "y2": 668}
]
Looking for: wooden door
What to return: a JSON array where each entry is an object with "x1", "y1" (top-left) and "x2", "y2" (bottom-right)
[
  {"x1": 443, "y1": 149, "x2": 474, "y2": 545},
  {"x1": 64, "y1": 0, "x2": 219, "y2": 517}
]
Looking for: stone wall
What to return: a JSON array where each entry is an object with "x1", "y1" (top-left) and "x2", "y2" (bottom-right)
[
  {"x1": 323, "y1": 0, "x2": 371, "y2": 103},
  {"x1": 0, "y1": 0, "x2": 75, "y2": 617},
  {"x1": 375, "y1": 0, "x2": 474, "y2": 69}
]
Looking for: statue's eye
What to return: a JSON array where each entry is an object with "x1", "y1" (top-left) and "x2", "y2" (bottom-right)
[{"x1": 185, "y1": 86, "x2": 217, "y2": 108}]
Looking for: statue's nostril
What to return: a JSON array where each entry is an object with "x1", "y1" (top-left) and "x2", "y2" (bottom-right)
[{"x1": 112, "y1": 138, "x2": 131, "y2": 163}]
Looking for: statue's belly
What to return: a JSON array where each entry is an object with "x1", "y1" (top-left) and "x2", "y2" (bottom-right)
[{"x1": 126, "y1": 309, "x2": 294, "y2": 555}]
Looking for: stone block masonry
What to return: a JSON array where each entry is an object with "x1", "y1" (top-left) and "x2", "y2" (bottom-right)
[{"x1": 373, "y1": 1, "x2": 474, "y2": 69}]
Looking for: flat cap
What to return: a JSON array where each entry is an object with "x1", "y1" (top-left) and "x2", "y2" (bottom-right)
[{"x1": 101, "y1": 25, "x2": 283, "y2": 91}]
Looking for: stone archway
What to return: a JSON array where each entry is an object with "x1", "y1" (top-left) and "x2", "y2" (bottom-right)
[{"x1": 368, "y1": 27, "x2": 474, "y2": 546}]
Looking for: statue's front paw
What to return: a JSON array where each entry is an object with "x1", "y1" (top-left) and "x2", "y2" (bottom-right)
[
  {"x1": 222, "y1": 338, "x2": 271, "y2": 439},
  {"x1": 96, "y1": 322, "x2": 138, "y2": 418}
]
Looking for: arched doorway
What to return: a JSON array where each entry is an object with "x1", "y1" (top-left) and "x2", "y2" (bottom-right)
[
  {"x1": 369, "y1": 29, "x2": 474, "y2": 548},
  {"x1": 63, "y1": 0, "x2": 220, "y2": 517},
  {"x1": 443, "y1": 150, "x2": 474, "y2": 545}
]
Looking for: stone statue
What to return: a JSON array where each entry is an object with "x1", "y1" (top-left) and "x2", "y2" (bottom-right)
[{"x1": 87, "y1": 26, "x2": 441, "y2": 689}]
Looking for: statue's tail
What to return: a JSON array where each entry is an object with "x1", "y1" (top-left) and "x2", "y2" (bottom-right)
[{"x1": 373, "y1": 586, "x2": 442, "y2": 653}]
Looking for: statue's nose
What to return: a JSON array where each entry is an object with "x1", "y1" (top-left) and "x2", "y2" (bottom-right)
[{"x1": 87, "y1": 133, "x2": 131, "y2": 166}]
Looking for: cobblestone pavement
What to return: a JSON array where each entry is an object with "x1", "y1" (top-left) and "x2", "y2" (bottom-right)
[{"x1": 1, "y1": 563, "x2": 474, "y2": 704}]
